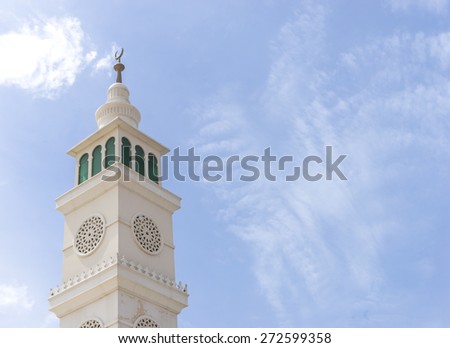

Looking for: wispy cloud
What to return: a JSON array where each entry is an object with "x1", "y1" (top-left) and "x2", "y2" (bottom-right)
[
  {"x1": 0, "y1": 284, "x2": 34, "y2": 310},
  {"x1": 93, "y1": 43, "x2": 122, "y2": 76},
  {"x1": 95, "y1": 56, "x2": 112, "y2": 72},
  {"x1": 191, "y1": 3, "x2": 365, "y2": 325},
  {"x1": 0, "y1": 17, "x2": 96, "y2": 98},
  {"x1": 388, "y1": 0, "x2": 449, "y2": 14},
  {"x1": 191, "y1": 1, "x2": 450, "y2": 326}
]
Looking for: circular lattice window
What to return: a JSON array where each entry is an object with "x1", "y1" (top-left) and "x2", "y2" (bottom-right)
[
  {"x1": 134, "y1": 316, "x2": 159, "y2": 328},
  {"x1": 74, "y1": 215, "x2": 105, "y2": 256},
  {"x1": 132, "y1": 214, "x2": 162, "y2": 254},
  {"x1": 80, "y1": 319, "x2": 102, "y2": 328}
]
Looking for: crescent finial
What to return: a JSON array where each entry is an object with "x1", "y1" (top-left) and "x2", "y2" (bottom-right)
[{"x1": 114, "y1": 48, "x2": 124, "y2": 63}]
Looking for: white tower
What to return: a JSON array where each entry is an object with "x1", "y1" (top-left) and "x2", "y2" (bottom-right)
[{"x1": 49, "y1": 51, "x2": 188, "y2": 328}]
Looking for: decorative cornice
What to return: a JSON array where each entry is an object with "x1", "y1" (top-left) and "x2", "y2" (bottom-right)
[
  {"x1": 55, "y1": 162, "x2": 181, "y2": 215},
  {"x1": 66, "y1": 117, "x2": 170, "y2": 158},
  {"x1": 49, "y1": 254, "x2": 188, "y2": 297}
]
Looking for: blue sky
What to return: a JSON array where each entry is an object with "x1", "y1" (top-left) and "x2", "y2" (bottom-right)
[{"x1": 0, "y1": 0, "x2": 449, "y2": 327}]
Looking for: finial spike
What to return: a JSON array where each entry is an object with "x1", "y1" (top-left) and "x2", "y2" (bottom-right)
[{"x1": 114, "y1": 48, "x2": 125, "y2": 83}]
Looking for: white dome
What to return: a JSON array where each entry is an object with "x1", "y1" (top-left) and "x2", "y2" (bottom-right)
[{"x1": 95, "y1": 82, "x2": 141, "y2": 129}]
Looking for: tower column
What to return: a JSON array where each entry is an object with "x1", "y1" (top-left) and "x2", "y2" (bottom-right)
[{"x1": 49, "y1": 50, "x2": 188, "y2": 328}]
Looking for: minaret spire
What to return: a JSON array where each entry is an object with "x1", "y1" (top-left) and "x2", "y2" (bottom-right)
[
  {"x1": 49, "y1": 48, "x2": 188, "y2": 328},
  {"x1": 114, "y1": 48, "x2": 125, "y2": 83},
  {"x1": 95, "y1": 47, "x2": 141, "y2": 129}
]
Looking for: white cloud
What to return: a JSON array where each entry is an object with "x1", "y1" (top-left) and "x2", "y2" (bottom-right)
[
  {"x1": 0, "y1": 284, "x2": 34, "y2": 310},
  {"x1": 94, "y1": 43, "x2": 123, "y2": 75},
  {"x1": 0, "y1": 17, "x2": 94, "y2": 98},
  {"x1": 191, "y1": 4, "x2": 369, "y2": 325},
  {"x1": 341, "y1": 31, "x2": 450, "y2": 74},
  {"x1": 95, "y1": 56, "x2": 112, "y2": 72},
  {"x1": 388, "y1": 0, "x2": 449, "y2": 13},
  {"x1": 428, "y1": 32, "x2": 450, "y2": 69},
  {"x1": 192, "y1": 2, "x2": 450, "y2": 326},
  {"x1": 85, "y1": 50, "x2": 97, "y2": 64}
]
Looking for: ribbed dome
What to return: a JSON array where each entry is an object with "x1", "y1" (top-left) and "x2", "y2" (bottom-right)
[{"x1": 95, "y1": 82, "x2": 141, "y2": 129}]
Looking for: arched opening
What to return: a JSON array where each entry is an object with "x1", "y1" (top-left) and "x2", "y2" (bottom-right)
[
  {"x1": 122, "y1": 137, "x2": 131, "y2": 168},
  {"x1": 105, "y1": 137, "x2": 115, "y2": 168},
  {"x1": 135, "y1": 145, "x2": 145, "y2": 176},
  {"x1": 78, "y1": 153, "x2": 89, "y2": 184},
  {"x1": 148, "y1": 153, "x2": 158, "y2": 184},
  {"x1": 92, "y1": 145, "x2": 102, "y2": 176}
]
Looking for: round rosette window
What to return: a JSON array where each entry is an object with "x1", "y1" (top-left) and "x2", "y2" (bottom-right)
[
  {"x1": 80, "y1": 319, "x2": 103, "y2": 328},
  {"x1": 134, "y1": 316, "x2": 159, "y2": 328},
  {"x1": 74, "y1": 215, "x2": 105, "y2": 256},
  {"x1": 132, "y1": 214, "x2": 162, "y2": 255}
]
